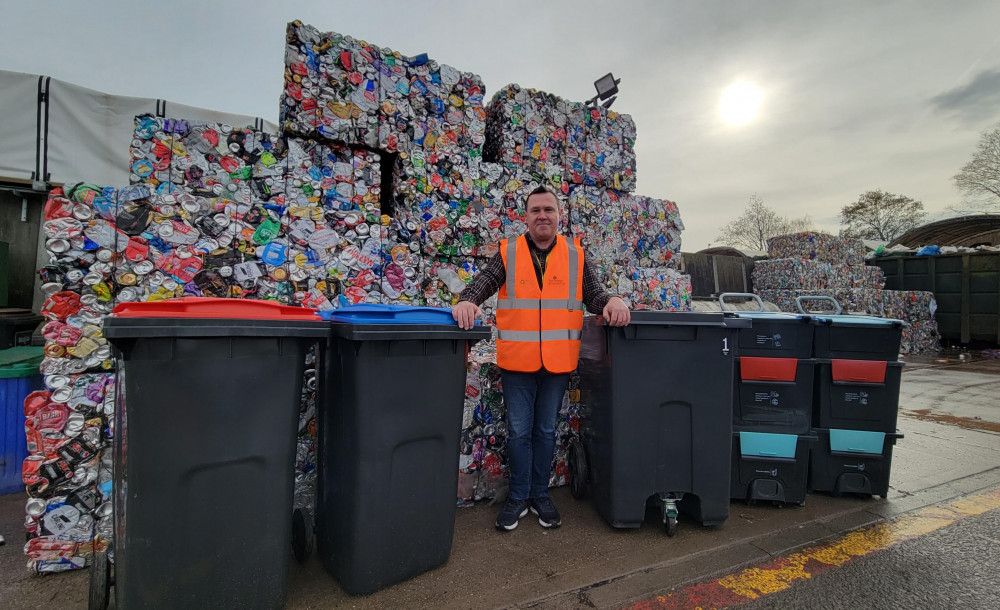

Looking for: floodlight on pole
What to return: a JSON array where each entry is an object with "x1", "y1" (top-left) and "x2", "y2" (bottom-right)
[{"x1": 587, "y1": 73, "x2": 621, "y2": 109}]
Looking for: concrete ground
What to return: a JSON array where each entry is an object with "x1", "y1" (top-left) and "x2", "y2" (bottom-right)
[{"x1": 2, "y1": 352, "x2": 999, "y2": 610}]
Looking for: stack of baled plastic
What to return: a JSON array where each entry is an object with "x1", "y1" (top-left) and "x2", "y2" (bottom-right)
[{"x1": 754, "y1": 232, "x2": 939, "y2": 353}]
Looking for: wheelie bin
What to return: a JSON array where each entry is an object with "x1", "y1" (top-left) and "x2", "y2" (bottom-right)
[
  {"x1": 1, "y1": 346, "x2": 44, "y2": 494},
  {"x1": 571, "y1": 311, "x2": 750, "y2": 535},
  {"x1": 94, "y1": 297, "x2": 327, "y2": 610},
  {"x1": 313, "y1": 305, "x2": 490, "y2": 595},
  {"x1": 0, "y1": 308, "x2": 43, "y2": 349}
]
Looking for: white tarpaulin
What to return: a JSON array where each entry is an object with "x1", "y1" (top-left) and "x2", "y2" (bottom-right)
[{"x1": 0, "y1": 69, "x2": 275, "y2": 188}]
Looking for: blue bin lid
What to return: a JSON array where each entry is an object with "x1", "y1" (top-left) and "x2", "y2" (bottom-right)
[{"x1": 318, "y1": 304, "x2": 467, "y2": 325}]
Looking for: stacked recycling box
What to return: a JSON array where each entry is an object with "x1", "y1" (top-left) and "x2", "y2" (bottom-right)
[
  {"x1": 754, "y1": 232, "x2": 940, "y2": 353},
  {"x1": 728, "y1": 310, "x2": 819, "y2": 506},
  {"x1": 808, "y1": 318, "x2": 905, "y2": 498}
]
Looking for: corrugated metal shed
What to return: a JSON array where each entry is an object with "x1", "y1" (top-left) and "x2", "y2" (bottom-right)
[{"x1": 890, "y1": 215, "x2": 1000, "y2": 248}]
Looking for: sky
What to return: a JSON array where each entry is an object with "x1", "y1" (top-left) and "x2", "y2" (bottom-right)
[{"x1": 2, "y1": 0, "x2": 1000, "y2": 250}]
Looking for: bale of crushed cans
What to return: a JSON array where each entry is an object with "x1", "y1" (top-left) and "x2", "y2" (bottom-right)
[
  {"x1": 753, "y1": 258, "x2": 885, "y2": 291},
  {"x1": 566, "y1": 187, "x2": 683, "y2": 272},
  {"x1": 484, "y1": 84, "x2": 637, "y2": 192},
  {"x1": 281, "y1": 20, "x2": 486, "y2": 156},
  {"x1": 755, "y1": 288, "x2": 940, "y2": 354},
  {"x1": 766, "y1": 232, "x2": 866, "y2": 266}
]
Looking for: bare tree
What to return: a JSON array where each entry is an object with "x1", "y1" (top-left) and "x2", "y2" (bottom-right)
[
  {"x1": 715, "y1": 194, "x2": 814, "y2": 252},
  {"x1": 954, "y1": 125, "x2": 1000, "y2": 205},
  {"x1": 840, "y1": 190, "x2": 926, "y2": 242}
]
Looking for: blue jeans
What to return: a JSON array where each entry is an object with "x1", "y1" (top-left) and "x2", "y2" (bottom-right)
[{"x1": 501, "y1": 369, "x2": 570, "y2": 500}]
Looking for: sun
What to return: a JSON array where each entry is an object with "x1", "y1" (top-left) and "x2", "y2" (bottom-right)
[{"x1": 720, "y1": 82, "x2": 763, "y2": 126}]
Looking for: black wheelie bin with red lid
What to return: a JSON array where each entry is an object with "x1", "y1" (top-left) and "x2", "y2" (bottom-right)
[{"x1": 95, "y1": 297, "x2": 327, "y2": 610}]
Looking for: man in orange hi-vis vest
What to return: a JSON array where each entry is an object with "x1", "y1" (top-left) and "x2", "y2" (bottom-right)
[{"x1": 453, "y1": 185, "x2": 631, "y2": 531}]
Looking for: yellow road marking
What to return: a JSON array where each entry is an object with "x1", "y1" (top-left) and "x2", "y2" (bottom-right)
[{"x1": 716, "y1": 487, "x2": 1000, "y2": 600}]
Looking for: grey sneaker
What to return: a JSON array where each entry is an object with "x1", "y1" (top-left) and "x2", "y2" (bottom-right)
[
  {"x1": 530, "y1": 496, "x2": 562, "y2": 529},
  {"x1": 495, "y1": 497, "x2": 530, "y2": 531}
]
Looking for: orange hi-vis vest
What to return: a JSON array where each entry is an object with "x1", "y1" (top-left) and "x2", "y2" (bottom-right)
[{"x1": 496, "y1": 234, "x2": 585, "y2": 373}]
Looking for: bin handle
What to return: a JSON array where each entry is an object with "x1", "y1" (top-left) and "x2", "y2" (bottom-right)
[
  {"x1": 795, "y1": 295, "x2": 843, "y2": 315},
  {"x1": 758, "y1": 451, "x2": 777, "y2": 456},
  {"x1": 719, "y1": 292, "x2": 765, "y2": 312}
]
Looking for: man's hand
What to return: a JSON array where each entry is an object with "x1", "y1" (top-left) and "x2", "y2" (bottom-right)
[
  {"x1": 603, "y1": 297, "x2": 631, "y2": 327},
  {"x1": 452, "y1": 300, "x2": 483, "y2": 330}
]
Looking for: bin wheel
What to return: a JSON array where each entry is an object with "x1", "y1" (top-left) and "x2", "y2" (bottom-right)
[
  {"x1": 291, "y1": 507, "x2": 314, "y2": 563},
  {"x1": 88, "y1": 549, "x2": 111, "y2": 610},
  {"x1": 568, "y1": 440, "x2": 589, "y2": 500},
  {"x1": 664, "y1": 514, "x2": 678, "y2": 537}
]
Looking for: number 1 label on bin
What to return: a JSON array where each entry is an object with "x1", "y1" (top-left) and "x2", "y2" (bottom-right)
[{"x1": 723, "y1": 338, "x2": 730, "y2": 356}]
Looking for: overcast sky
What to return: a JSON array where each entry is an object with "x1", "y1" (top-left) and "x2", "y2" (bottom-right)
[{"x1": 2, "y1": 0, "x2": 999, "y2": 250}]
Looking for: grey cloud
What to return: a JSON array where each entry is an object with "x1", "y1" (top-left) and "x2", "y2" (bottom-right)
[{"x1": 930, "y1": 69, "x2": 1000, "y2": 126}]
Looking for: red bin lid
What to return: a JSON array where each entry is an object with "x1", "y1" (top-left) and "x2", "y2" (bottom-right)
[{"x1": 111, "y1": 297, "x2": 322, "y2": 321}]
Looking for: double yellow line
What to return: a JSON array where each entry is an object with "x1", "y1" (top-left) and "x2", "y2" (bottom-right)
[{"x1": 628, "y1": 486, "x2": 1000, "y2": 609}]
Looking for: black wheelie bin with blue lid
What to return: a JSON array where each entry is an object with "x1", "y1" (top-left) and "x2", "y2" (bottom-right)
[
  {"x1": 94, "y1": 297, "x2": 328, "y2": 610},
  {"x1": 570, "y1": 311, "x2": 750, "y2": 536},
  {"x1": 314, "y1": 305, "x2": 490, "y2": 595}
]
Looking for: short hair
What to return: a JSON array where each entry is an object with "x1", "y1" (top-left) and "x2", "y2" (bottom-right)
[
  {"x1": 525, "y1": 185, "x2": 557, "y2": 208},
  {"x1": 528, "y1": 185, "x2": 555, "y2": 198}
]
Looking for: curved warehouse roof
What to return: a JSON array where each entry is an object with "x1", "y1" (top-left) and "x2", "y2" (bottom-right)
[{"x1": 889, "y1": 214, "x2": 1000, "y2": 248}]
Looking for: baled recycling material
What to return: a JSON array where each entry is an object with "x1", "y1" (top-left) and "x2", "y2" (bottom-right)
[
  {"x1": 23, "y1": 19, "x2": 695, "y2": 574},
  {"x1": 754, "y1": 232, "x2": 939, "y2": 355},
  {"x1": 484, "y1": 84, "x2": 637, "y2": 192},
  {"x1": 766, "y1": 232, "x2": 866, "y2": 266}
]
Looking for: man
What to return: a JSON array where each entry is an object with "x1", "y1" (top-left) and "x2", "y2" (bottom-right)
[{"x1": 453, "y1": 185, "x2": 631, "y2": 531}]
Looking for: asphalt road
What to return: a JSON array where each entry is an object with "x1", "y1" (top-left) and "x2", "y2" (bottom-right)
[{"x1": 740, "y1": 506, "x2": 1000, "y2": 610}]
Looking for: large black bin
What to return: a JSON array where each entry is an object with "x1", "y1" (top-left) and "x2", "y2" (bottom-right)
[
  {"x1": 574, "y1": 311, "x2": 749, "y2": 534},
  {"x1": 100, "y1": 298, "x2": 327, "y2": 610},
  {"x1": 315, "y1": 305, "x2": 490, "y2": 595}
]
